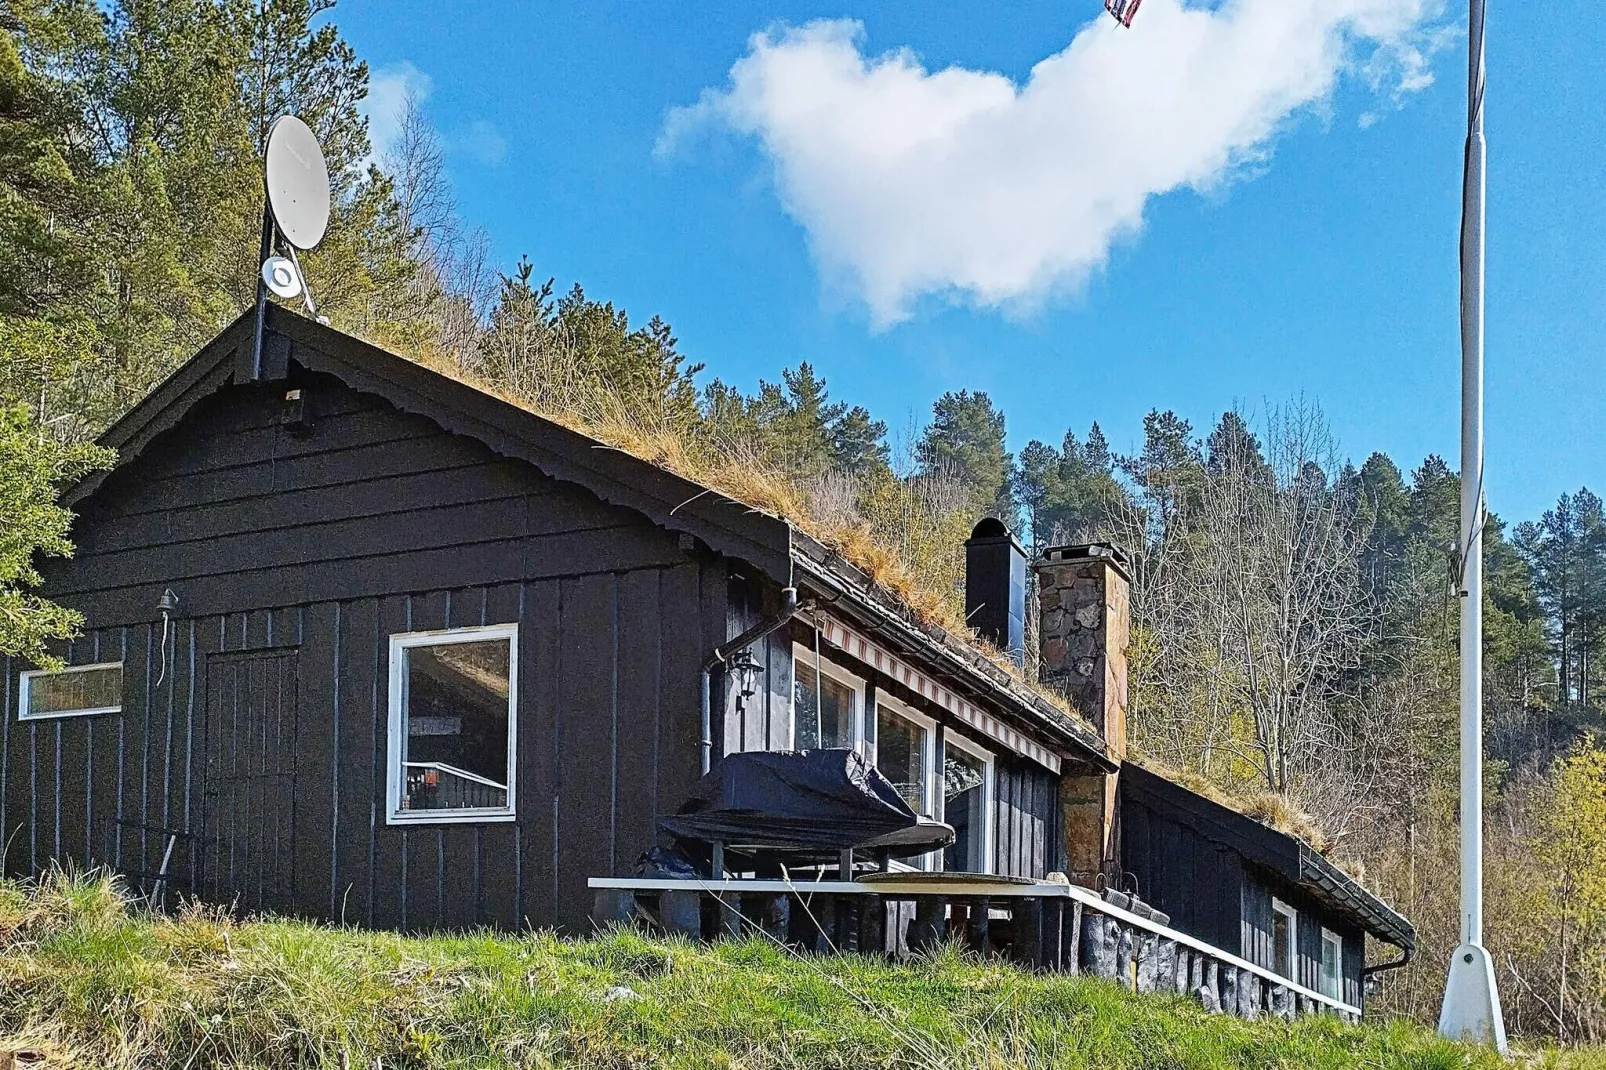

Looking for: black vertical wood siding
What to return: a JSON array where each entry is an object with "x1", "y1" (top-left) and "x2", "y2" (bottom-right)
[
  {"x1": 5, "y1": 368, "x2": 725, "y2": 932},
  {"x1": 1122, "y1": 779, "x2": 1366, "y2": 1003},
  {"x1": 990, "y1": 753, "x2": 1062, "y2": 879},
  {"x1": 1121, "y1": 788, "x2": 1247, "y2": 954},
  {"x1": 721, "y1": 575, "x2": 794, "y2": 753}
]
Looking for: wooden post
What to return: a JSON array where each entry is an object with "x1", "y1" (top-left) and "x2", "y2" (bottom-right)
[
  {"x1": 1221, "y1": 967, "x2": 1239, "y2": 1017},
  {"x1": 1136, "y1": 932, "x2": 1159, "y2": 993},
  {"x1": 839, "y1": 896, "x2": 861, "y2": 953},
  {"x1": 1021, "y1": 893, "x2": 1047, "y2": 963},
  {"x1": 1202, "y1": 959, "x2": 1221, "y2": 1014},
  {"x1": 860, "y1": 894, "x2": 886, "y2": 958},
  {"x1": 660, "y1": 890, "x2": 703, "y2": 938},
  {"x1": 967, "y1": 897, "x2": 991, "y2": 955},
  {"x1": 1155, "y1": 938, "x2": 1177, "y2": 992},
  {"x1": 1173, "y1": 947, "x2": 1192, "y2": 994},
  {"x1": 759, "y1": 893, "x2": 791, "y2": 945},
  {"x1": 1080, "y1": 908, "x2": 1108, "y2": 975},
  {"x1": 717, "y1": 893, "x2": 743, "y2": 940},
  {"x1": 1064, "y1": 900, "x2": 1083, "y2": 975},
  {"x1": 909, "y1": 896, "x2": 946, "y2": 954},
  {"x1": 1240, "y1": 972, "x2": 1261, "y2": 1020},
  {"x1": 1114, "y1": 924, "x2": 1135, "y2": 988},
  {"x1": 811, "y1": 895, "x2": 839, "y2": 954},
  {"x1": 592, "y1": 888, "x2": 637, "y2": 928}
]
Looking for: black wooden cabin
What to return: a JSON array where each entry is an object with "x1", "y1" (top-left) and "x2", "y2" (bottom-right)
[{"x1": 4, "y1": 307, "x2": 1412, "y2": 1009}]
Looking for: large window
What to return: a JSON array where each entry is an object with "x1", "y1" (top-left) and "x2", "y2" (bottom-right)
[
  {"x1": 388, "y1": 625, "x2": 516, "y2": 823},
  {"x1": 942, "y1": 733, "x2": 993, "y2": 874},
  {"x1": 1320, "y1": 928, "x2": 1343, "y2": 999},
  {"x1": 792, "y1": 646, "x2": 862, "y2": 751},
  {"x1": 20, "y1": 662, "x2": 123, "y2": 720},
  {"x1": 874, "y1": 698, "x2": 935, "y2": 817},
  {"x1": 1271, "y1": 898, "x2": 1298, "y2": 980}
]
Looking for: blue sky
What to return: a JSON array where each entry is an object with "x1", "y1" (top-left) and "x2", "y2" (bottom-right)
[{"x1": 334, "y1": 0, "x2": 1601, "y2": 524}]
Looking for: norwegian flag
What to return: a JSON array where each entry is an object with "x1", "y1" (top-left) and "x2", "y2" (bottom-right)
[{"x1": 1105, "y1": 0, "x2": 1142, "y2": 27}]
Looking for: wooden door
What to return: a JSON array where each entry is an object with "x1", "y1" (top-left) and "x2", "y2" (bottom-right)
[{"x1": 201, "y1": 649, "x2": 299, "y2": 913}]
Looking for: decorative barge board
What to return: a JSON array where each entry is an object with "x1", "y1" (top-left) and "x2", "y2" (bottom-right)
[{"x1": 587, "y1": 876, "x2": 1364, "y2": 1023}]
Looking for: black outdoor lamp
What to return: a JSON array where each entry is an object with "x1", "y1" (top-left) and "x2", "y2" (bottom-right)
[{"x1": 728, "y1": 646, "x2": 764, "y2": 710}]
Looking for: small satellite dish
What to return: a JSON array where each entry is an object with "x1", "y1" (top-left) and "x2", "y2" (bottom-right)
[
  {"x1": 261, "y1": 255, "x2": 303, "y2": 299},
  {"x1": 264, "y1": 115, "x2": 331, "y2": 250}
]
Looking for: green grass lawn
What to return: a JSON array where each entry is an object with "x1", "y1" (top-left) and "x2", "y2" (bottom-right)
[{"x1": 0, "y1": 869, "x2": 1596, "y2": 1069}]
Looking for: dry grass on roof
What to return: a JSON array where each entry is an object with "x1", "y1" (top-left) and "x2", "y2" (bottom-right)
[
  {"x1": 1129, "y1": 748, "x2": 1332, "y2": 854},
  {"x1": 395, "y1": 346, "x2": 977, "y2": 639}
]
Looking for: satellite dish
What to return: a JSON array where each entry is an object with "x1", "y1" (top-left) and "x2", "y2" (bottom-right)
[
  {"x1": 264, "y1": 115, "x2": 331, "y2": 250},
  {"x1": 261, "y1": 255, "x2": 303, "y2": 299}
]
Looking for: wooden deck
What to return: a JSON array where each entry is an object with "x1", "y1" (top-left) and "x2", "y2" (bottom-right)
[{"x1": 590, "y1": 875, "x2": 1363, "y2": 1022}]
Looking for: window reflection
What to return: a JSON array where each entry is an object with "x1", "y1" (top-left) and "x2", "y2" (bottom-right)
[
  {"x1": 794, "y1": 664, "x2": 854, "y2": 750},
  {"x1": 876, "y1": 706, "x2": 928, "y2": 815},
  {"x1": 943, "y1": 746, "x2": 988, "y2": 873}
]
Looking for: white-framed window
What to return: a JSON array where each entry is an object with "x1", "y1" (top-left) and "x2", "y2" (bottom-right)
[
  {"x1": 791, "y1": 643, "x2": 864, "y2": 753},
  {"x1": 872, "y1": 694, "x2": 937, "y2": 817},
  {"x1": 1320, "y1": 927, "x2": 1343, "y2": 1000},
  {"x1": 19, "y1": 662, "x2": 123, "y2": 720},
  {"x1": 873, "y1": 694, "x2": 939, "y2": 871},
  {"x1": 1271, "y1": 897, "x2": 1298, "y2": 980},
  {"x1": 941, "y1": 732, "x2": 994, "y2": 874},
  {"x1": 387, "y1": 624, "x2": 517, "y2": 824}
]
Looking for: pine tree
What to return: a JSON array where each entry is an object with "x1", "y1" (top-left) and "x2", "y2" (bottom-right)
[
  {"x1": 829, "y1": 405, "x2": 889, "y2": 474},
  {"x1": 0, "y1": 404, "x2": 112, "y2": 664},
  {"x1": 917, "y1": 390, "x2": 1013, "y2": 523}
]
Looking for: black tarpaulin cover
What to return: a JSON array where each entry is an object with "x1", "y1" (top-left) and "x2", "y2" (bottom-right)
[{"x1": 659, "y1": 749, "x2": 953, "y2": 855}]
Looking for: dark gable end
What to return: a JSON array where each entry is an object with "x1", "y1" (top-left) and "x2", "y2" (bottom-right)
[
  {"x1": 69, "y1": 305, "x2": 793, "y2": 585},
  {"x1": 1121, "y1": 762, "x2": 1415, "y2": 953},
  {"x1": 24, "y1": 306, "x2": 771, "y2": 931}
]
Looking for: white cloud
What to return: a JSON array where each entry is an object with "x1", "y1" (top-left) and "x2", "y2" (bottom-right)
[
  {"x1": 662, "y1": 0, "x2": 1449, "y2": 327},
  {"x1": 448, "y1": 119, "x2": 509, "y2": 167},
  {"x1": 365, "y1": 61, "x2": 433, "y2": 161}
]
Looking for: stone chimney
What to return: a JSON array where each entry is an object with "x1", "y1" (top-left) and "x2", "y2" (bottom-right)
[{"x1": 1034, "y1": 543, "x2": 1131, "y2": 886}]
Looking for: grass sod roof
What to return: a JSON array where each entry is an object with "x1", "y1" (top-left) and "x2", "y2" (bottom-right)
[{"x1": 0, "y1": 869, "x2": 1558, "y2": 1069}]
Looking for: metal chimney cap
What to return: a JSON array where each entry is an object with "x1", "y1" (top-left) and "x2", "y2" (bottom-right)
[
  {"x1": 965, "y1": 516, "x2": 1025, "y2": 552},
  {"x1": 1038, "y1": 543, "x2": 1133, "y2": 580}
]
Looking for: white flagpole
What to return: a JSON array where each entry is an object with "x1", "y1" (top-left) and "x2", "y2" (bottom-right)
[{"x1": 1438, "y1": 0, "x2": 1507, "y2": 1049}]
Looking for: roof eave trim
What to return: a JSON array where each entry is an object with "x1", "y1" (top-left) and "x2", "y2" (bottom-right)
[
  {"x1": 1298, "y1": 844, "x2": 1417, "y2": 952},
  {"x1": 790, "y1": 544, "x2": 1113, "y2": 770},
  {"x1": 64, "y1": 309, "x2": 256, "y2": 507}
]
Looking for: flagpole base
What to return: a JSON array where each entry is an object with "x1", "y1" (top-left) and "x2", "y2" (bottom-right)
[{"x1": 1438, "y1": 944, "x2": 1507, "y2": 1052}]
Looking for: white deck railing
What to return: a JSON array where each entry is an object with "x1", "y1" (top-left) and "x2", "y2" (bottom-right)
[{"x1": 588, "y1": 875, "x2": 1362, "y2": 1021}]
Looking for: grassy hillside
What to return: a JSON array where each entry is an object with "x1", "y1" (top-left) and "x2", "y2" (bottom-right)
[{"x1": 0, "y1": 869, "x2": 1593, "y2": 1070}]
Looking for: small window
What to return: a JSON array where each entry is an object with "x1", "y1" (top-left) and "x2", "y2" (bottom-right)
[
  {"x1": 1320, "y1": 928, "x2": 1343, "y2": 1000},
  {"x1": 19, "y1": 662, "x2": 123, "y2": 720},
  {"x1": 792, "y1": 646, "x2": 862, "y2": 751},
  {"x1": 941, "y1": 733, "x2": 993, "y2": 874},
  {"x1": 1271, "y1": 898, "x2": 1298, "y2": 980},
  {"x1": 387, "y1": 625, "x2": 516, "y2": 823}
]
